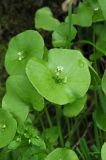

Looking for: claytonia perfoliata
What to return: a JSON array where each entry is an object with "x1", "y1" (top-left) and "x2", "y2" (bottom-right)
[{"x1": 26, "y1": 49, "x2": 91, "y2": 105}]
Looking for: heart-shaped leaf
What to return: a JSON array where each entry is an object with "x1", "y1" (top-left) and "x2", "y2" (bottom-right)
[
  {"x1": 5, "y1": 30, "x2": 44, "y2": 75},
  {"x1": 35, "y1": 7, "x2": 60, "y2": 31},
  {"x1": 26, "y1": 49, "x2": 91, "y2": 105},
  {"x1": 52, "y1": 22, "x2": 77, "y2": 48},
  {"x1": 63, "y1": 96, "x2": 87, "y2": 117},
  {"x1": 72, "y1": 2, "x2": 93, "y2": 27},
  {"x1": 45, "y1": 148, "x2": 79, "y2": 160},
  {"x1": 0, "y1": 108, "x2": 17, "y2": 148}
]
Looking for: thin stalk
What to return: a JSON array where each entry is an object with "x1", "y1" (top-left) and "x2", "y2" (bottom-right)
[
  {"x1": 38, "y1": 114, "x2": 45, "y2": 131},
  {"x1": 77, "y1": 40, "x2": 106, "y2": 55},
  {"x1": 44, "y1": 106, "x2": 53, "y2": 128},
  {"x1": 67, "y1": 0, "x2": 72, "y2": 49},
  {"x1": 56, "y1": 106, "x2": 64, "y2": 147},
  {"x1": 65, "y1": 118, "x2": 71, "y2": 142}
]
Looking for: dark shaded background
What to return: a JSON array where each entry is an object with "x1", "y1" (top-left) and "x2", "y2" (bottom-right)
[{"x1": 0, "y1": 0, "x2": 66, "y2": 102}]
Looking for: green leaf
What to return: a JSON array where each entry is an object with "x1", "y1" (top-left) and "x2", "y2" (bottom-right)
[
  {"x1": 2, "y1": 93, "x2": 29, "y2": 123},
  {"x1": 22, "y1": 147, "x2": 46, "y2": 160},
  {"x1": 52, "y1": 22, "x2": 77, "y2": 48},
  {"x1": 98, "y1": 0, "x2": 106, "y2": 20},
  {"x1": 42, "y1": 127, "x2": 59, "y2": 144},
  {"x1": 5, "y1": 30, "x2": 44, "y2": 75},
  {"x1": 102, "y1": 71, "x2": 106, "y2": 95},
  {"x1": 101, "y1": 142, "x2": 106, "y2": 160},
  {"x1": 0, "y1": 108, "x2": 17, "y2": 148},
  {"x1": 31, "y1": 137, "x2": 46, "y2": 150},
  {"x1": 88, "y1": 0, "x2": 104, "y2": 22},
  {"x1": 72, "y1": 2, "x2": 93, "y2": 27},
  {"x1": 26, "y1": 49, "x2": 91, "y2": 105},
  {"x1": 63, "y1": 96, "x2": 87, "y2": 117},
  {"x1": 8, "y1": 137, "x2": 21, "y2": 150},
  {"x1": 35, "y1": 7, "x2": 60, "y2": 31},
  {"x1": 93, "y1": 106, "x2": 106, "y2": 131},
  {"x1": 6, "y1": 75, "x2": 44, "y2": 111},
  {"x1": 45, "y1": 148, "x2": 79, "y2": 160}
]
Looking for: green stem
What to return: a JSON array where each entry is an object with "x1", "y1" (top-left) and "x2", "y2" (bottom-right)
[
  {"x1": 44, "y1": 106, "x2": 53, "y2": 128},
  {"x1": 56, "y1": 106, "x2": 64, "y2": 147},
  {"x1": 38, "y1": 114, "x2": 45, "y2": 131},
  {"x1": 78, "y1": 40, "x2": 106, "y2": 55},
  {"x1": 67, "y1": 0, "x2": 72, "y2": 49},
  {"x1": 66, "y1": 118, "x2": 71, "y2": 142}
]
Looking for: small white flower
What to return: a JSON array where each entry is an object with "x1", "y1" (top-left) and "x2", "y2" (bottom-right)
[
  {"x1": 17, "y1": 51, "x2": 24, "y2": 61},
  {"x1": 57, "y1": 66, "x2": 64, "y2": 72}
]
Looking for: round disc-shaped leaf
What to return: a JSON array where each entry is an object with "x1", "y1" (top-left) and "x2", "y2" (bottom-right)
[
  {"x1": 101, "y1": 142, "x2": 106, "y2": 160},
  {"x1": 6, "y1": 75, "x2": 44, "y2": 111},
  {"x1": 102, "y1": 71, "x2": 106, "y2": 95},
  {"x1": 0, "y1": 108, "x2": 17, "y2": 148},
  {"x1": 93, "y1": 106, "x2": 106, "y2": 131},
  {"x1": 63, "y1": 96, "x2": 87, "y2": 117},
  {"x1": 26, "y1": 49, "x2": 91, "y2": 105},
  {"x1": 45, "y1": 148, "x2": 79, "y2": 160},
  {"x1": 5, "y1": 30, "x2": 44, "y2": 75}
]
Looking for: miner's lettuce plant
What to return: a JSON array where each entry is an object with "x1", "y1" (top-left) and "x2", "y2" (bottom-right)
[{"x1": 1, "y1": 0, "x2": 106, "y2": 160}]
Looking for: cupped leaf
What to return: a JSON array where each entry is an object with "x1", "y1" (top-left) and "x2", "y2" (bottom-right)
[
  {"x1": 45, "y1": 148, "x2": 79, "y2": 160},
  {"x1": 52, "y1": 22, "x2": 77, "y2": 48},
  {"x1": 35, "y1": 7, "x2": 60, "y2": 31},
  {"x1": 93, "y1": 106, "x2": 106, "y2": 131},
  {"x1": 101, "y1": 142, "x2": 106, "y2": 160},
  {"x1": 98, "y1": 0, "x2": 106, "y2": 20},
  {"x1": 102, "y1": 71, "x2": 106, "y2": 95},
  {"x1": 63, "y1": 96, "x2": 87, "y2": 117},
  {"x1": 2, "y1": 93, "x2": 29, "y2": 123},
  {"x1": 0, "y1": 108, "x2": 17, "y2": 148},
  {"x1": 72, "y1": 2, "x2": 93, "y2": 27},
  {"x1": 6, "y1": 75, "x2": 44, "y2": 111},
  {"x1": 26, "y1": 49, "x2": 91, "y2": 105},
  {"x1": 5, "y1": 30, "x2": 44, "y2": 75}
]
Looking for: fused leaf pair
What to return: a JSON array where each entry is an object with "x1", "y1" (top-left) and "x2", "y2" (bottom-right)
[
  {"x1": 5, "y1": 30, "x2": 44, "y2": 75},
  {"x1": 26, "y1": 49, "x2": 91, "y2": 110}
]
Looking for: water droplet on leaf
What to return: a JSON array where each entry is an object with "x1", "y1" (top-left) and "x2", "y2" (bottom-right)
[{"x1": 78, "y1": 59, "x2": 84, "y2": 68}]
